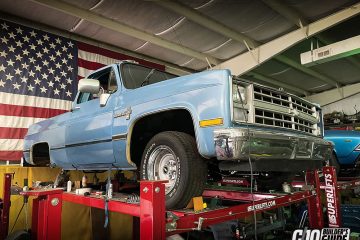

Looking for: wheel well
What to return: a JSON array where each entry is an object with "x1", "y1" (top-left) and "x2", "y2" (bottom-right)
[
  {"x1": 31, "y1": 142, "x2": 51, "y2": 166},
  {"x1": 130, "y1": 109, "x2": 195, "y2": 168}
]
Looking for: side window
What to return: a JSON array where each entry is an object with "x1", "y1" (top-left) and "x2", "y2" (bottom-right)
[
  {"x1": 77, "y1": 92, "x2": 92, "y2": 104},
  {"x1": 121, "y1": 63, "x2": 178, "y2": 89},
  {"x1": 108, "y1": 70, "x2": 117, "y2": 93},
  {"x1": 76, "y1": 67, "x2": 118, "y2": 104}
]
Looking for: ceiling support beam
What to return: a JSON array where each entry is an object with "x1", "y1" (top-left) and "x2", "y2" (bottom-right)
[
  {"x1": 155, "y1": 1, "x2": 258, "y2": 48},
  {"x1": 30, "y1": 0, "x2": 221, "y2": 65},
  {"x1": 156, "y1": 0, "x2": 342, "y2": 88},
  {"x1": 262, "y1": 0, "x2": 308, "y2": 27},
  {"x1": 0, "y1": 11, "x2": 194, "y2": 76},
  {"x1": 246, "y1": 71, "x2": 310, "y2": 96},
  {"x1": 214, "y1": 1, "x2": 360, "y2": 79},
  {"x1": 275, "y1": 55, "x2": 339, "y2": 87}
]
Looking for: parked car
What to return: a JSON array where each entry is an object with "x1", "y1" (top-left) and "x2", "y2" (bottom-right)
[
  {"x1": 324, "y1": 130, "x2": 360, "y2": 175},
  {"x1": 23, "y1": 61, "x2": 332, "y2": 209}
]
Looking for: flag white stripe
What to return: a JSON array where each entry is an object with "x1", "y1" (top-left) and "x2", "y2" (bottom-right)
[
  {"x1": 0, "y1": 115, "x2": 46, "y2": 128},
  {"x1": 0, "y1": 139, "x2": 24, "y2": 151},
  {"x1": 0, "y1": 92, "x2": 72, "y2": 110},
  {"x1": 78, "y1": 66, "x2": 93, "y2": 78},
  {"x1": 79, "y1": 49, "x2": 121, "y2": 66}
]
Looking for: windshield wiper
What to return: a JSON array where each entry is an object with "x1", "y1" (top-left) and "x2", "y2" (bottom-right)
[{"x1": 140, "y1": 69, "x2": 155, "y2": 87}]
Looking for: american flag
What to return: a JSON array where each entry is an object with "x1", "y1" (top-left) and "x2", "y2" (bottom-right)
[{"x1": 0, "y1": 19, "x2": 164, "y2": 161}]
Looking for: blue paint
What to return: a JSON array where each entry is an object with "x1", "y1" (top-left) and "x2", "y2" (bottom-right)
[
  {"x1": 325, "y1": 130, "x2": 360, "y2": 165},
  {"x1": 23, "y1": 62, "x2": 326, "y2": 170}
]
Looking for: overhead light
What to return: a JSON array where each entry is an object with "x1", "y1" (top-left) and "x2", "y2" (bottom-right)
[{"x1": 300, "y1": 35, "x2": 360, "y2": 67}]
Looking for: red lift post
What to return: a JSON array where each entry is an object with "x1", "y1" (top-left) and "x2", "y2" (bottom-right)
[
  {"x1": 20, "y1": 189, "x2": 63, "y2": 240},
  {"x1": 0, "y1": 173, "x2": 12, "y2": 240},
  {"x1": 323, "y1": 166, "x2": 342, "y2": 227},
  {"x1": 15, "y1": 166, "x2": 359, "y2": 240},
  {"x1": 305, "y1": 168, "x2": 324, "y2": 229}
]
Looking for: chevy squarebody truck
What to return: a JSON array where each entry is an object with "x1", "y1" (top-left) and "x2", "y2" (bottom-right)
[{"x1": 23, "y1": 61, "x2": 331, "y2": 209}]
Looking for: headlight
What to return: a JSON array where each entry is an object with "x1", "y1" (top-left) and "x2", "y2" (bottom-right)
[
  {"x1": 315, "y1": 111, "x2": 320, "y2": 123},
  {"x1": 312, "y1": 124, "x2": 322, "y2": 136},
  {"x1": 233, "y1": 85, "x2": 247, "y2": 104},
  {"x1": 233, "y1": 108, "x2": 248, "y2": 121},
  {"x1": 313, "y1": 121, "x2": 322, "y2": 136},
  {"x1": 315, "y1": 109, "x2": 324, "y2": 136}
]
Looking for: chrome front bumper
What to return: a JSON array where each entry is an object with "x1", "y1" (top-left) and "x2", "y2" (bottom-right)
[{"x1": 214, "y1": 128, "x2": 332, "y2": 161}]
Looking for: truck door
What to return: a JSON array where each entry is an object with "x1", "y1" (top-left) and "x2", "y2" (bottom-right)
[{"x1": 65, "y1": 66, "x2": 119, "y2": 168}]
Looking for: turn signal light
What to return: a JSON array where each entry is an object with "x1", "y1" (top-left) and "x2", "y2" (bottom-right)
[{"x1": 199, "y1": 118, "x2": 224, "y2": 127}]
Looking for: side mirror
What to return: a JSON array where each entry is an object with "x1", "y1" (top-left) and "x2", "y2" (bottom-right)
[
  {"x1": 100, "y1": 93, "x2": 110, "y2": 107},
  {"x1": 78, "y1": 79, "x2": 100, "y2": 94}
]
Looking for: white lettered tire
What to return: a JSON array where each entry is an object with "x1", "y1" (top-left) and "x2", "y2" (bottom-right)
[{"x1": 140, "y1": 131, "x2": 207, "y2": 209}]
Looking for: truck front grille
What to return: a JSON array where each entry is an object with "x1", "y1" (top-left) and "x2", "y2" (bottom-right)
[
  {"x1": 232, "y1": 80, "x2": 320, "y2": 136},
  {"x1": 254, "y1": 109, "x2": 314, "y2": 134},
  {"x1": 253, "y1": 86, "x2": 316, "y2": 134},
  {"x1": 253, "y1": 87, "x2": 290, "y2": 107},
  {"x1": 254, "y1": 109, "x2": 292, "y2": 129}
]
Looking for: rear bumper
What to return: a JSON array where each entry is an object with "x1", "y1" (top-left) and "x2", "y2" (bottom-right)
[{"x1": 214, "y1": 128, "x2": 332, "y2": 163}]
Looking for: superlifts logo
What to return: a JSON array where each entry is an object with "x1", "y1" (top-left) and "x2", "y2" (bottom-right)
[
  {"x1": 247, "y1": 200, "x2": 276, "y2": 212},
  {"x1": 292, "y1": 228, "x2": 350, "y2": 240},
  {"x1": 324, "y1": 172, "x2": 340, "y2": 227}
]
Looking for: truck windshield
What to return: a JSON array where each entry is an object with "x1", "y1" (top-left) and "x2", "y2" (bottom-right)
[{"x1": 121, "y1": 63, "x2": 178, "y2": 89}]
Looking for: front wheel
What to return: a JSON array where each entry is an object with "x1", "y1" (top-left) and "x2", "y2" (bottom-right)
[{"x1": 140, "y1": 131, "x2": 207, "y2": 209}]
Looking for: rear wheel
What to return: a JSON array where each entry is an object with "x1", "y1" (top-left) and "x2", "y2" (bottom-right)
[{"x1": 140, "y1": 131, "x2": 207, "y2": 209}]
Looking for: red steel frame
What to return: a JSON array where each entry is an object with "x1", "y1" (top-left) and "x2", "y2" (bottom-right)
[
  {"x1": 323, "y1": 166, "x2": 342, "y2": 227},
  {"x1": 20, "y1": 189, "x2": 63, "y2": 240},
  {"x1": 292, "y1": 166, "x2": 360, "y2": 228},
  {"x1": 0, "y1": 173, "x2": 12, "y2": 240},
  {"x1": 16, "y1": 166, "x2": 360, "y2": 240}
]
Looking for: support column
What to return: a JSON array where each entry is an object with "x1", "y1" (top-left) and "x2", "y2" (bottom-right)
[
  {"x1": 306, "y1": 170, "x2": 324, "y2": 229},
  {"x1": 140, "y1": 180, "x2": 167, "y2": 240}
]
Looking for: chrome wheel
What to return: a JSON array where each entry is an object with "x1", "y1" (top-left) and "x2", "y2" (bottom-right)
[{"x1": 147, "y1": 145, "x2": 179, "y2": 194}]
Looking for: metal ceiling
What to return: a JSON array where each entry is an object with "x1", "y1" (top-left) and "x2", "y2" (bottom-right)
[{"x1": 1, "y1": 0, "x2": 360, "y2": 97}]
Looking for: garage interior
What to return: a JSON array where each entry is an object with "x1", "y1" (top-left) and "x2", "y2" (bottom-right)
[{"x1": 1, "y1": 0, "x2": 360, "y2": 239}]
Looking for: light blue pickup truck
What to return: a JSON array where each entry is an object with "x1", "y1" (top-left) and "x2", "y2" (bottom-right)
[{"x1": 23, "y1": 61, "x2": 331, "y2": 208}]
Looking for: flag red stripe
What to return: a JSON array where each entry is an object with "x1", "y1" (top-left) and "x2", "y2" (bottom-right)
[
  {"x1": 0, "y1": 103, "x2": 67, "y2": 118},
  {"x1": 78, "y1": 42, "x2": 165, "y2": 71},
  {"x1": 0, "y1": 127, "x2": 28, "y2": 139},
  {"x1": 0, "y1": 151, "x2": 22, "y2": 161},
  {"x1": 78, "y1": 58, "x2": 106, "y2": 70}
]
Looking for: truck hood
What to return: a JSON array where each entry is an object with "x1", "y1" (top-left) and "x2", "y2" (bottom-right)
[{"x1": 122, "y1": 69, "x2": 230, "y2": 105}]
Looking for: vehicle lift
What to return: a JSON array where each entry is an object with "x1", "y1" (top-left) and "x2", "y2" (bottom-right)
[{"x1": 1, "y1": 166, "x2": 360, "y2": 240}]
